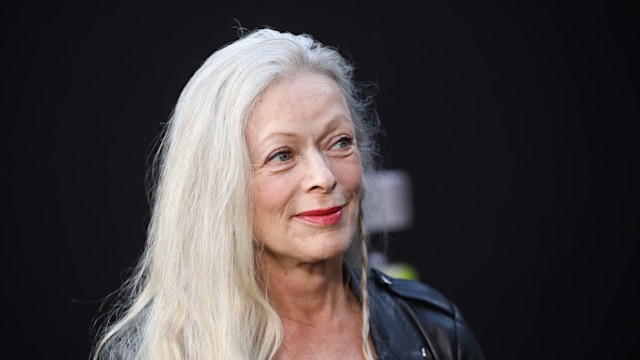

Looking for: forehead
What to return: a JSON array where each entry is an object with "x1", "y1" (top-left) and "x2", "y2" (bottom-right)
[
  {"x1": 246, "y1": 72, "x2": 352, "y2": 137},
  {"x1": 258, "y1": 72, "x2": 345, "y2": 109}
]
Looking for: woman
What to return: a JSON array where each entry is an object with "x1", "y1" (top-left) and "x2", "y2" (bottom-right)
[{"x1": 91, "y1": 26, "x2": 484, "y2": 360}]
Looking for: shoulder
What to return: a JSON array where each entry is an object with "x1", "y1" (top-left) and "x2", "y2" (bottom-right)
[
  {"x1": 368, "y1": 267, "x2": 458, "y2": 318},
  {"x1": 367, "y1": 267, "x2": 486, "y2": 360}
]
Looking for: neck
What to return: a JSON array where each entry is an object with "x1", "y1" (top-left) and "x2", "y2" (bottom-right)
[{"x1": 260, "y1": 255, "x2": 355, "y2": 323}]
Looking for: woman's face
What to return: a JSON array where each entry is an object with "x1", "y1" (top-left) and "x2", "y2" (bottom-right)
[{"x1": 246, "y1": 72, "x2": 362, "y2": 266}]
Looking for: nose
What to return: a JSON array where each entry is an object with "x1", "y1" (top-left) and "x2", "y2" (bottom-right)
[{"x1": 303, "y1": 150, "x2": 338, "y2": 192}]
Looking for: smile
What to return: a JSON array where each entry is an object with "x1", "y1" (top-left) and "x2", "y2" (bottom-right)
[{"x1": 295, "y1": 206, "x2": 344, "y2": 226}]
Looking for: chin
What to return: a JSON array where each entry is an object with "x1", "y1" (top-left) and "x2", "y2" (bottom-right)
[{"x1": 309, "y1": 234, "x2": 353, "y2": 261}]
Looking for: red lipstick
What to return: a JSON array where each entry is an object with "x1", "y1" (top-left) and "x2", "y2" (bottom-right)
[{"x1": 295, "y1": 206, "x2": 344, "y2": 225}]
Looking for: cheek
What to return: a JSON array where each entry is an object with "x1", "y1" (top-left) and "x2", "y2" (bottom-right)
[
  {"x1": 251, "y1": 176, "x2": 293, "y2": 231},
  {"x1": 337, "y1": 159, "x2": 363, "y2": 194},
  {"x1": 253, "y1": 177, "x2": 289, "y2": 210}
]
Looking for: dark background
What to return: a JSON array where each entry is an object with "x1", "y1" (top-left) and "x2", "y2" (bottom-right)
[{"x1": 3, "y1": 1, "x2": 637, "y2": 359}]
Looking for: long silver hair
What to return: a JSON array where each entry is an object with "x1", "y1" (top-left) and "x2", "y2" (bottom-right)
[{"x1": 91, "y1": 26, "x2": 381, "y2": 360}]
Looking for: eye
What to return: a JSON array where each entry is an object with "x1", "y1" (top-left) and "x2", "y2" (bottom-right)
[
  {"x1": 267, "y1": 149, "x2": 293, "y2": 163},
  {"x1": 331, "y1": 136, "x2": 354, "y2": 150}
]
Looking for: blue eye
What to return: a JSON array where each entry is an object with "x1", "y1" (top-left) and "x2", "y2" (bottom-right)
[
  {"x1": 333, "y1": 136, "x2": 354, "y2": 149},
  {"x1": 268, "y1": 150, "x2": 293, "y2": 163}
]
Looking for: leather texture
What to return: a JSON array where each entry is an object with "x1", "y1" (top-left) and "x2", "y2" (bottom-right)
[{"x1": 347, "y1": 265, "x2": 486, "y2": 360}]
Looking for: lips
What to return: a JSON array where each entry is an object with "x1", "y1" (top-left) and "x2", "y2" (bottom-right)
[{"x1": 295, "y1": 206, "x2": 344, "y2": 225}]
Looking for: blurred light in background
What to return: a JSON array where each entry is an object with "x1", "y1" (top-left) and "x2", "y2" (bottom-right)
[{"x1": 363, "y1": 169, "x2": 420, "y2": 280}]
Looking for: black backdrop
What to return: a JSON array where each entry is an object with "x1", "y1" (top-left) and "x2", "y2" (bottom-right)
[{"x1": 3, "y1": 2, "x2": 637, "y2": 359}]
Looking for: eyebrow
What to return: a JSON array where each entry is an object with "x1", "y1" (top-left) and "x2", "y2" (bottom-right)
[{"x1": 251, "y1": 112, "x2": 353, "y2": 145}]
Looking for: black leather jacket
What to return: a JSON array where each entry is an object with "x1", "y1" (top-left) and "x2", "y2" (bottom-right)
[{"x1": 347, "y1": 266, "x2": 485, "y2": 360}]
